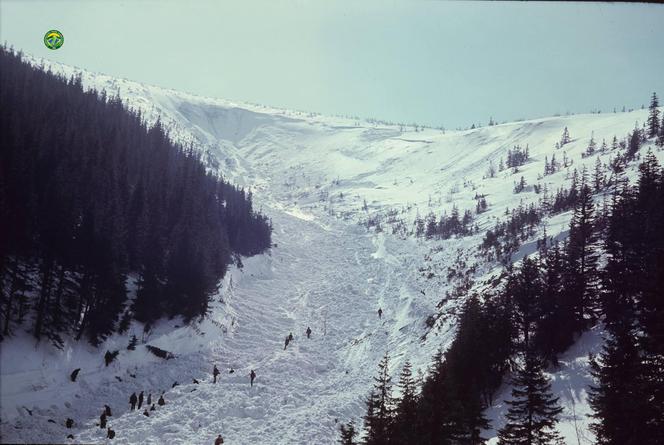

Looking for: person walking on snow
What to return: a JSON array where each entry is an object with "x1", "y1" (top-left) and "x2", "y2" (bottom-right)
[
  {"x1": 378, "y1": 308, "x2": 383, "y2": 319},
  {"x1": 250, "y1": 369, "x2": 256, "y2": 387},
  {"x1": 129, "y1": 392, "x2": 137, "y2": 411},
  {"x1": 146, "y1": 393, "x2": 152, "y2": 406},
  {"x1": 158, "y1": 394, "x2": 165, "y2": 406},
  {"x1": 284, "y1": 336, "x2": 290, "y2": 350},
  {"x1": 100, "y1": 412, "x2": 107, "y2": 429},
  {"x1": 306, "y1": 327, "x2": 312, "y2": 339},
  {"x1": 213, "y1": 364, "x2": 220, "y2": 383},
  {"x1": 104, "y1": 404, "x2": 112, "y2": 416},
  {"x1": 138, "y1": 391, "x2": 144, "y2": 409},
  {"x1": 215, "y1": 434, "x2": 225, "y2": 444},
  {"x1": 288, "y1": 332, "x2": 294, "y2": 342}
]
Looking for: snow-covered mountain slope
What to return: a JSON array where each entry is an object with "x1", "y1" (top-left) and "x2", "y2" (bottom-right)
[{"x1": 2, "y1": 55, "x2": 662, "y2": 444}]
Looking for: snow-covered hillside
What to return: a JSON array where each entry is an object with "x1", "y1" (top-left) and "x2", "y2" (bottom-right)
[{"x1": 1, "y1": 55, "x2": 662, "y2": 444}]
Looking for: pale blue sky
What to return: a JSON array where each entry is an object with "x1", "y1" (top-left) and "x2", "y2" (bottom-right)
[{"x1": 1, "y1": 1, "x2": 663, "y2": 128}]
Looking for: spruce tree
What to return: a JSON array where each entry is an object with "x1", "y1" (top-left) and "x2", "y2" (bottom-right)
[
  {"x1": 593, "y1": 157, "x2": 605, "y2": 192},
  {"x1": 364, "y1": 354, "x2": 395, "y2": 445},
  {"x1": 560, "y1": 127, "x2": 571, "y2": 147},
  {"x1": 633, "y1": 152, "x2": 664, "y2": 442},
  {"x1": 647, "y1": 92, "x2": 660, "y2": 138},
  {"x1": 497, "y1": 350, "x2": 563, "y2": 445},
  {"x1": 589, "y1": 316, "x2": 644, "y2": 445},
  {"x1": 339, "y1": 421, "x2": 358, "y2": 445},
  {"x1": 392, "y1": 361, "x2": 418, "y2": 444},
  {"x1": 564, "y1": 173, "x2": 600, "y2": 330}
]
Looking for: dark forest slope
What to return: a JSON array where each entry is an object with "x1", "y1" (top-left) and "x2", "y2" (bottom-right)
[{"x1": 0, "y1": 47, "x2": 271, "y2": 346}]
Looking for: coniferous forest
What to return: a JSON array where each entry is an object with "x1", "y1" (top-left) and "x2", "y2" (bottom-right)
[
  {"x1": 347, "y1": 128, "x2": 664, "y2": 441},
  {"x1": 0, "y1": 47, "x2": 272, "y2": 346}
]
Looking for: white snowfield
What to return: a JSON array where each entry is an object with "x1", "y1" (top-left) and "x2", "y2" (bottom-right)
[{"x1": 1, "y1": 55, "x2": 662, "y2": 444}]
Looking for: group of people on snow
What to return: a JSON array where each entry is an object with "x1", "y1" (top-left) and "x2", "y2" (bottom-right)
[
  {"x1": 283, "y1": 326, "x2": 315, "y2": 350},
  {"x1": 59, "y1": 312, "x2": 383, "y2": 443}
]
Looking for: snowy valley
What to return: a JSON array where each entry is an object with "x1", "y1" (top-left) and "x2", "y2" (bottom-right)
[{"x1": 1, "y1": 55, "x2": 663, "y2": 445}]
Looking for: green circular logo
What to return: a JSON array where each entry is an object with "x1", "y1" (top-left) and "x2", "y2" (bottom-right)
[{"x1": 44, "y1": 30, "x2": 64, "y2": 50}]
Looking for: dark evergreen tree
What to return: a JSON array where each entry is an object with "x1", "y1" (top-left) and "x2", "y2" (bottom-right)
[
  {"x1": 560, "y1": 127, "x2": 571, "y2": 147},
  {"x1": 632, "y1": 152, "x2": 664, "y2": 442},
  {"x1": 391, "y1": 361, "x2": 418, "y2": 444},
  {"x1": 589, "y1": 322, "x2": 644, "y2": 445},
  {"x1": 626, "y1": 126, "x2": 641, "y2": 159},
  {"x1": 364, "y1": 354, "x2": 395, "y2": 445},
  {"x1": 339, "y1": 421, "x2": 358, "y2": 445},
  {"x1": 497, "y1": 350, "x2": 563, "y2": 445},
  {"x1": 647, "y1": 92, "x2": 660, "y2": 138},
  {"x1": 533, "y1": 242, "x2": 574, "y2": 364},
  {"x1": 415, "y1": 350, "x2": 456, "y2": 445},
  {"x1": 564, "y1": 173, "x2": 600, "y2": 331}
]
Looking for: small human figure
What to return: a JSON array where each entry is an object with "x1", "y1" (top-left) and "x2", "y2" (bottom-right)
[
  {"x1": 150, "y1": 404, "x2": 156, "y2": 411},
  {"x1": 104, "y1": 351, "x2": 113, "y2": 367},
  {"x1": 284, "y1": 336, "x2": 290, "y2": 350},
  {"x1": 138, "y1": 391, "x2": 144, "y2": 410},
  {"x1": 288, "y1": 332, "x2": 294, "y2": 342},
  {"x1": 378, "y1": 308, "x2": 383, "y2": 319},
  {"x1": 306, "y1": 327, "x2": 312, "y2": 339},
  {"x1": 215, "y1": 434, "x2": 225, "y2": 445},
  {"x1": 143, "y1": 409, "x2": 150, "y2": 417},
  {"x1": 104, "y1": 404, "x2": 112, "y2": 416},
  {"x1": 107, "y1": 428, "x2": 115, "y2": 439},
  {"x1": 158, "y1": 394, "x2": 165, "y2": 406},
  {"x1": 146, "y1": 394, "x2": 152, "y2": 406},
  {"x1": 100, "y1": 412, "x2": 107, "y2": 429},
  {"x1": 70, "y1": 368, "x2": 81, "y2": 382},
  {"x1": 213, "y1": 365, "x2": 220, "y2": 383},
  {"x1": 229, "y1": 368, "x2": 235, "y2": 374},
  {"x1": 250, "y1": 369, "x2": 256, "y2": 387},
  {"x1": 172, "y1": 381, "x2": 178, "y2": 388},
  {"x1": 129, "y1": 392, "x2": 137, "y2": 411},
  {"x1": 65, "y1": 418, "x2": 74, "y2": 428}
]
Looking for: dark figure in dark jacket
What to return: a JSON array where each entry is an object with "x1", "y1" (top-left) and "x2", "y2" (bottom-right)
[
  {"x1": 172, "y1": 381, "x2": 178, "y2": 388},
  {"x1": 215, "y1": 434, "x2": 224, "y2": 445},
  {"x1": 213, "y1": 365, "x2": 220, "y2": 383},
  {"x1": 284, "y1": 336, "x2": 290, "y2": 350},
  {"x1": 306, "y1": 327, "x2": 312, "y2": 339},
  {"x1": 229, "y1": 368, "x2": 235, "y2": 374},
  {"x1": 143, "y1": 409, "x2": 150, "y2": 417},
  {"x1": 147, "y1": 394, "x2": 152, "y2": 406},
  {"x1": 65, "y1": 418, "x2": 73, "y2": 428},
  {"x1": 158, "y1": 394, "x2": 165, "y2": 406},
  {"x1": 150, "y1": 404, "x2": 156, "y2": 411},
  {"x1": 129, "y1": 392, "x2": 137, "y2": 410},
  {"x1": 250, "y1": 369, "x2": 256, "y2": 387},
  {"x1": 104, "y1": 351, "x2": 114, "y2": 367},
  {"x1": 100, "y1": 412, "x2": 107, "y2": 429},
  {"x1": 138, "y1": 391, "x2": 144, "y2": 409},
  {"x1": 378, "y1": 308, "x2": 383, "y2": 319},
  {"x1": 104, "y1": 404, "x2": 112, "y2": 416},
  {"x1": 288, "y1": 332, "x2": 294, "y2": 341},
  {"x1": 107, "y1": 428, "x2": 115, "y2": 439},
  {"x1": 70, "y1": 368, "x2": 81, "y2": 382}
]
